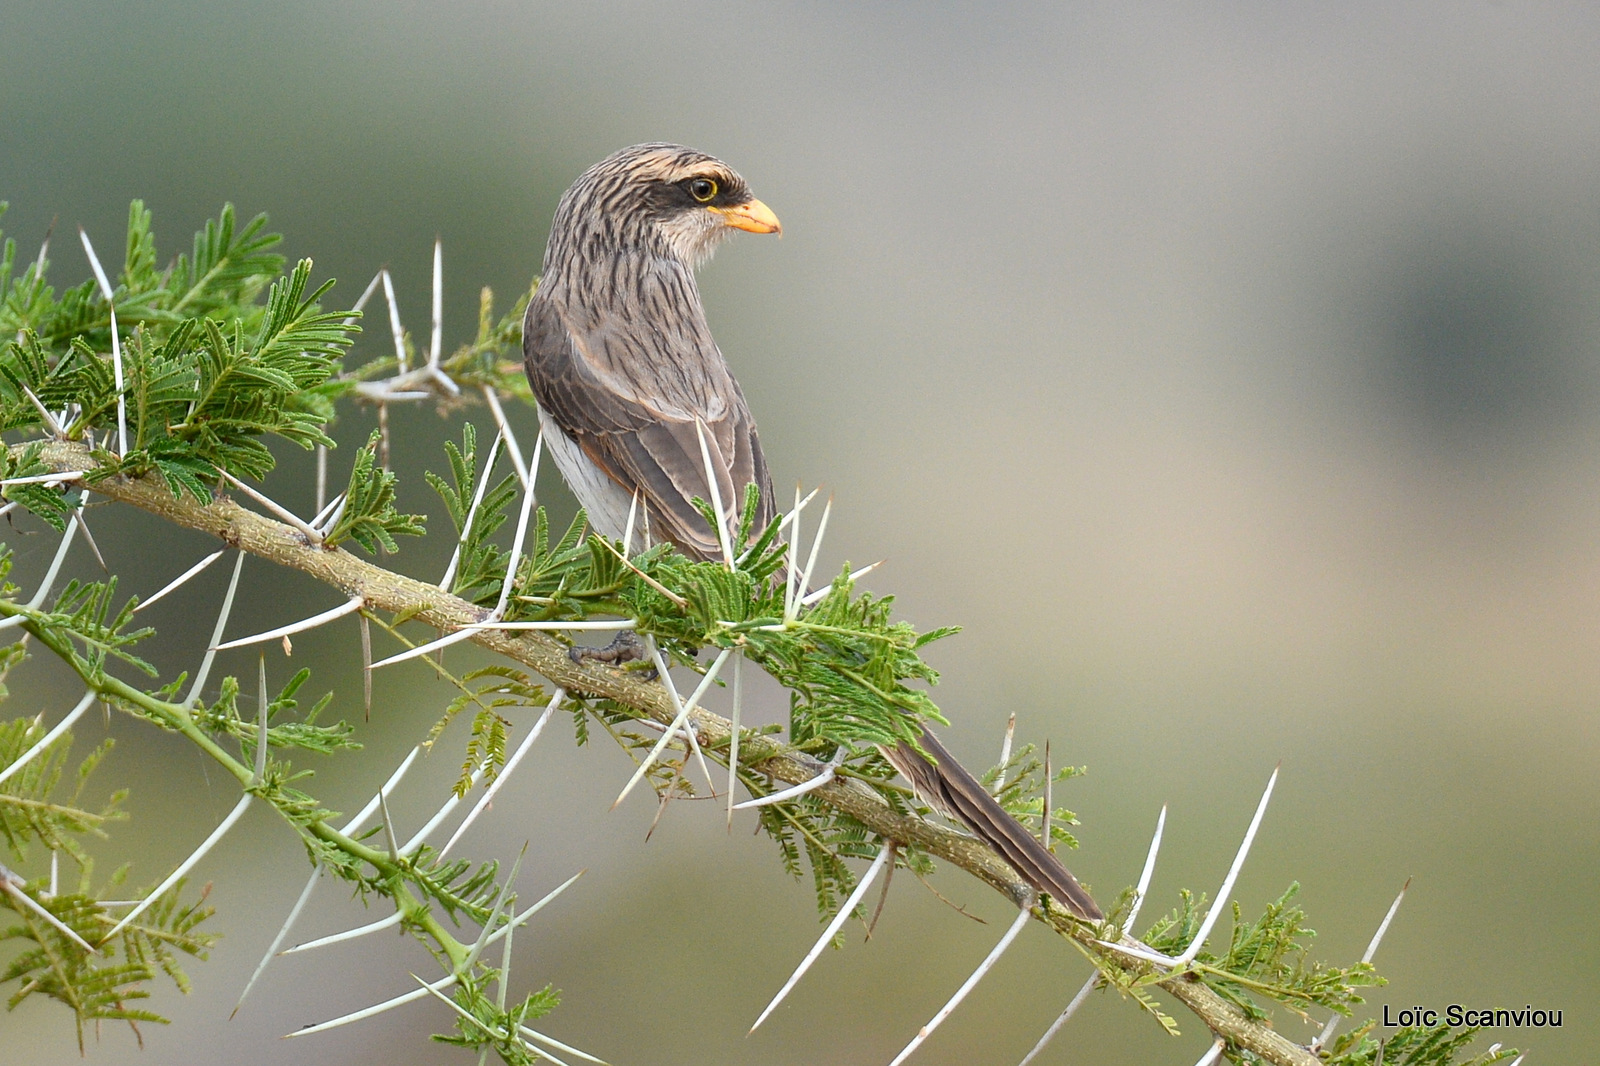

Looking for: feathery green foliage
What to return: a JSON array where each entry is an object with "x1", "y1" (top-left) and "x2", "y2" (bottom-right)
[{"x1": 325, "y1": 429, "x2": 426, "y2": 552}]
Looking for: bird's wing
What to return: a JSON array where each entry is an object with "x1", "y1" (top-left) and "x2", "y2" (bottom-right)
[{"x1": 524, "y1": 288, "x2": 774, "y2": 560}]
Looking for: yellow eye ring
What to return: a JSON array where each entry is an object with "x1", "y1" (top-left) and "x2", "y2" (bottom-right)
[{"x1": 688, "y1": 177, "x2": 718, "y2": 202}]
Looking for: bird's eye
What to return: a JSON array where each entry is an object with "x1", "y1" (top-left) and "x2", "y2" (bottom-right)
[{"x1": 687, "y1": 177, "x2": 718, "y2": 202}]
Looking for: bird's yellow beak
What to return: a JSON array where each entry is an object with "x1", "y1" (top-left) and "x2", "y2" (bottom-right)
[{"x1": 711, "y1": 198, "x2": 782, "y2": 235}]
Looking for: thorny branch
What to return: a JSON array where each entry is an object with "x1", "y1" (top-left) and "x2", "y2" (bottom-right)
[{"x1": 17, "y1": 440, "x2": 1321, "y2": 1066}]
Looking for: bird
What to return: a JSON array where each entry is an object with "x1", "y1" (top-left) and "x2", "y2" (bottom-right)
[{"x1": 523, "y1": 143, "x2": 1102, "y2": 921}]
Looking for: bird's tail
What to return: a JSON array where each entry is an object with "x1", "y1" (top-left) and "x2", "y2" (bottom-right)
[{"x1": 882, "y1": 726, "x2": 1102, "y2": 921}]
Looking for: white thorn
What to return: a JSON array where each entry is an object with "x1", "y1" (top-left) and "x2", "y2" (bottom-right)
[
  {"x1": 184, "y1": 550, "x2": 246, "y2": 708},
  {"x1": 611, "y1": 646, "x2": 732, "y2": 809},
  {"x1": 233, "y1": 864, "x2": 322, "y2": 1016},
  {"x1": 465, "y1": 619, "x2": 639, "y2": 632},
  {"x1": 692, "y1": 418, "x2": 735, "y2": 568},
  {"x1": 399, "y1": 757, "x2": 492, "y2": 855},
  {"x1": 368, "y1": 627, "x2": 478, "y2": 670},
  {"x1": 309, "y1": 490, "x2": 345, "y2": 531},
  {"x1": 429, "y1": 239, "x2": 443, "y2": 368},
  {"x1": 799, "y1": 561, "x2": 880, "y2": 607},
  {"x1": 377, "y1": 789, "x2": 401, "y2": 861},
  {"x1": 994, "y1": 714, "x2": 1017, "y2": 790},
  {"x1": 314, "y1": 493, "x2": 348, "y2": 539},
  {"x1": 345, "y1": 270, "x2": 384, "y2": 325},
  {"x1": 218, "y1": 470, "x2": 322, "y2": 544},
  {"x1": 517, "y1": 1025, "x2": 611, "y2": 1066},
  {"x1": 726, "y1": 652, "x2": 744, "y2": 830},
  {"x1": 482, "y1": 386, "x2": 530, "y2": 491},
  {"x1": 1191, "y1": 1039, "x2": 1226, "y2": 1066},
  {"x1": 491, "y1": 433, "x2": 540, "y2": 618},
  {"x1": 213, "y1": 596, "x2": 363, "y2": 651},
  {"x1": 315, "y1": 444, "x2": 328, "y2": 514},
  {"x1": 281, "y1": 910, "x2": 403, "y2": 955},
  {"x1": 750, "y1": 844, "x2": 890, "y2": 1033},
  {"x1": 343, "y1": 747, "x2": 423, "y2": 833},
  {"x1": 25, "y1": 509, "x2": 83, "y2": 609},
  {"x1": 78, "y1": 227, "x2": 126, "y2": 456},
  {"x1": 0, "y1": 690, "x2": 96, "y2": 788},
  {"x1": 1090, "y1": 938, "x2": 1175, "y2": 966},
  {"x1": 793, "y1": 497, "x2": 832, "y2": 619},
  {"x1": 1173, "y1": 765, "x2": 1279, "y2": 969},
  {"x1": 101, "y1": 793, "x2": 253, "y2": 943},
  {"x1": 1314, "y1": 877, "x2": 1410, "y2": 1052},
  {"x1": 441, "y1": 692, "x2": 563, "y2": 857},
  {"x1": 49, "y1": 850, "x2": 58, "y2": 897},
  {"x1": 621, "y1": 489, "x2": 640, "y2": 558},
  {"x1": 732, "y1": 766, "x2": 837, "y2": 810},
  {"x1": 0, "y1": 471, "x2": 87, "y2": 488},
  {"x1": 19, "y1": 385, "x2": 65, "y2": 437},
  {"x1": 1016, "y1": 972, "x2": 1098, "y2": 1066},
  {"x1": 440, "y1": 431, "x2": 503, "y2": 590},
  {"x1": 135, "y1": 549, "x2": 225, "y2": 612},
  {"x1": 254, "y1": 653, "x2": 269, "y2": 783},
  {"x1": 886, "y1": 902, "x2": 1033, "y2": 1066},
  {"x1": 288, "y1": 976, "x2": 453, "y2": 1037},
  {"x1": 1128, "y1": 804, "x2": 1167, "y2": 930},
  {"x1": 0, "y1": 873, "x2": 96, "y2": 954},
  {"x1": 381, "y1": 268, "x2": 407, "y2": 373},
  {"x1": 784, "y1": 484, "x2": 803, "y2": 620},
  {"x1": 462, "y1": 847, "x2": 525, "y2": 969}
]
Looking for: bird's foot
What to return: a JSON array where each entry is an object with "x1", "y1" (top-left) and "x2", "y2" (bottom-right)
[{"x1": 569, "y1": 630, "x2": 649, "y2": 670}]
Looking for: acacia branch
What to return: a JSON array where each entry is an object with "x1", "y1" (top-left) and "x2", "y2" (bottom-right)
[{"x1": 21, "y1": 440, "x2": 1318, "y2": 1066}]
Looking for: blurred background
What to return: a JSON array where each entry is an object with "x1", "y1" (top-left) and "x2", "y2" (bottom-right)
[{"x1": 4, "y1": 2, "x2": 1598, "y2": 1063}]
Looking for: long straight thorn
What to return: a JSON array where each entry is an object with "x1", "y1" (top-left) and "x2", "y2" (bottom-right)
[
  {"x1": 315, "y1": 444, "x2": 328, "y2": 514},
  {"x1": 19, "y1": 385, "x2": 65, "y2": 437},
  {"x1": 750, "y1": 844, "x2": 890, "y2": 1033},
  {"x1": 732, "y1": 766, "x2": 837, "y2": 810},
  {"x1": 282, "y1": 911, "x2": 403, "y2": 955},
  {"x1": 482, "y1": 386, "x2": 530, "y2": 491},
  {"x1": 288, "y1": 975, "x2": 454, "y2": 1037},
  {"x1": 368, "y1": 627, "x2": 477, "y2": 670},
  {"x1": 27, "y1": 509, "x2": 82, "y2": 609},
  {"x1": 518, "y1": 1025, "x2": 611, "y2": 1066},
  {"x1": 463, "y1": 846, "x2": 527, "y2": 968},
  {"x1": 381, "y1": 268, "x2": 407, "y2": 373},
  {"x1": 1016, "y1": 971, "x2": 1098, "y2": 1066},
  {"x1": 253, "y1": 653, "x2": 269, "y2": 783},
  {"x1": 400, "y1": 758, "x2": 491, "y2": 855},
  {"x1": 612, "y1": 647, "x2": 732, "y2": 809},
  {"x1": 218, "y1": 470, "x2": 322, "y2": 544},
  {"x1": 491, "y1": 433, "x2": 541, "y2": 618},
  {"x1": 1313, "y1": 877, "x2": 1410, "y2": 1052},
  {"x1": 885, "y1": 901, "x2": 1034, "y2": 1066},
  {"x1": 799, "y1": 561, "x2": 882, "y2": 607},
  {"x1": 213, "y1": 596, "x2": 363, "y2": 651},
  {"x1": 1173, "y1": 765, "x2": 1279, "y2": 969},
  {"x1": 795, "y1": 496, "x2": 833, "y2": 614},
  {"x1": 1129, "y1": 804, "x2": 1167, "y2": 929},
  {"x1": 621, "y1": 489, "x2": 640, "y2": 557},
  {"x1": 184, "y1": 550, "x2": 245, "y2": 708},
  {"x1": 0, "y1": 873, "x2": 95, "y2": 954},
  {"x1": 784, "y1": 484, "x2": 803, "y2": 620},
  {"x1": 343, "y1": 746, "x2": 422, "y2": 833},
  {"x1": 345, "y1": 269, "x2": 384, "y2": 325},
  {"x1": 726, "y1": 652, "x2": 744, "y2": 830},
  {"x1": 360, "y1": 613, "x2": 373, "y2": 717},
  {"x1": 692, "y1": 418, "x2": 735, "y2": 568},
  {"x1": 310, "y1": 490, "x2": 345, "y2": 531},
  {"x1": 377, "y1": 789, "x2": 401, "y2": 862},
  {"x1": 78, "y1": 227, "x2": 126, "y2": 455},
  {"x1": 233, "y1": 864, "x2": 322, "y2": 1016},
  {"x1": 1042, "y1": 740, "x2": 1053, "y2": 848},
  {"x1": 0, "y1": 691, "x2": 96, "y2": 788},
  {"x1": 429, "y1": 239, "x2": 443, "y2": 368},
  {"x1": 441, "y1": 693, "x2": 563, "y2": 856},
  {"x1": 440, "y1": 431, "x2": 503, "y2": 590},
  {"x1": 101, "y1": 793, "x2": 253, "y2": 943},
  {"x1": 135, "y1": 549, "x2": 225, "y2": 612},
  {"x1": 1192, "y1": 1039, "x2": 1226, "y2": 1066},
  {"x1": 994, "y1": 714, "x2": 1017, "y2": 790}
]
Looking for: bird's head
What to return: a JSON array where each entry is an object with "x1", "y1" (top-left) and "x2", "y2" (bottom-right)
[{"x1": 546, "y1": 143, "x2": 781, "y2": 273}]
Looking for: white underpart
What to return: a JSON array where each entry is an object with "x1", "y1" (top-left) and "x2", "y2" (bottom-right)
[{"x1": 538, "y1": 407, "x2": 644, "y2": 546}]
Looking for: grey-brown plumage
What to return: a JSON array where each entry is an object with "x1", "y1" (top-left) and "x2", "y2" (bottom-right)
[
  {"x1": 525, "y1": 143, "x2": 1100, "y2": 921},
  {"x1": 524, "y1": 143, "x2": 778, "y2": 557}
]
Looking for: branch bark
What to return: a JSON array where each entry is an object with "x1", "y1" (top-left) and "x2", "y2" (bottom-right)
[{"x1": 27, "y1": 441, "x2": 1320, "y2": 1066}]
